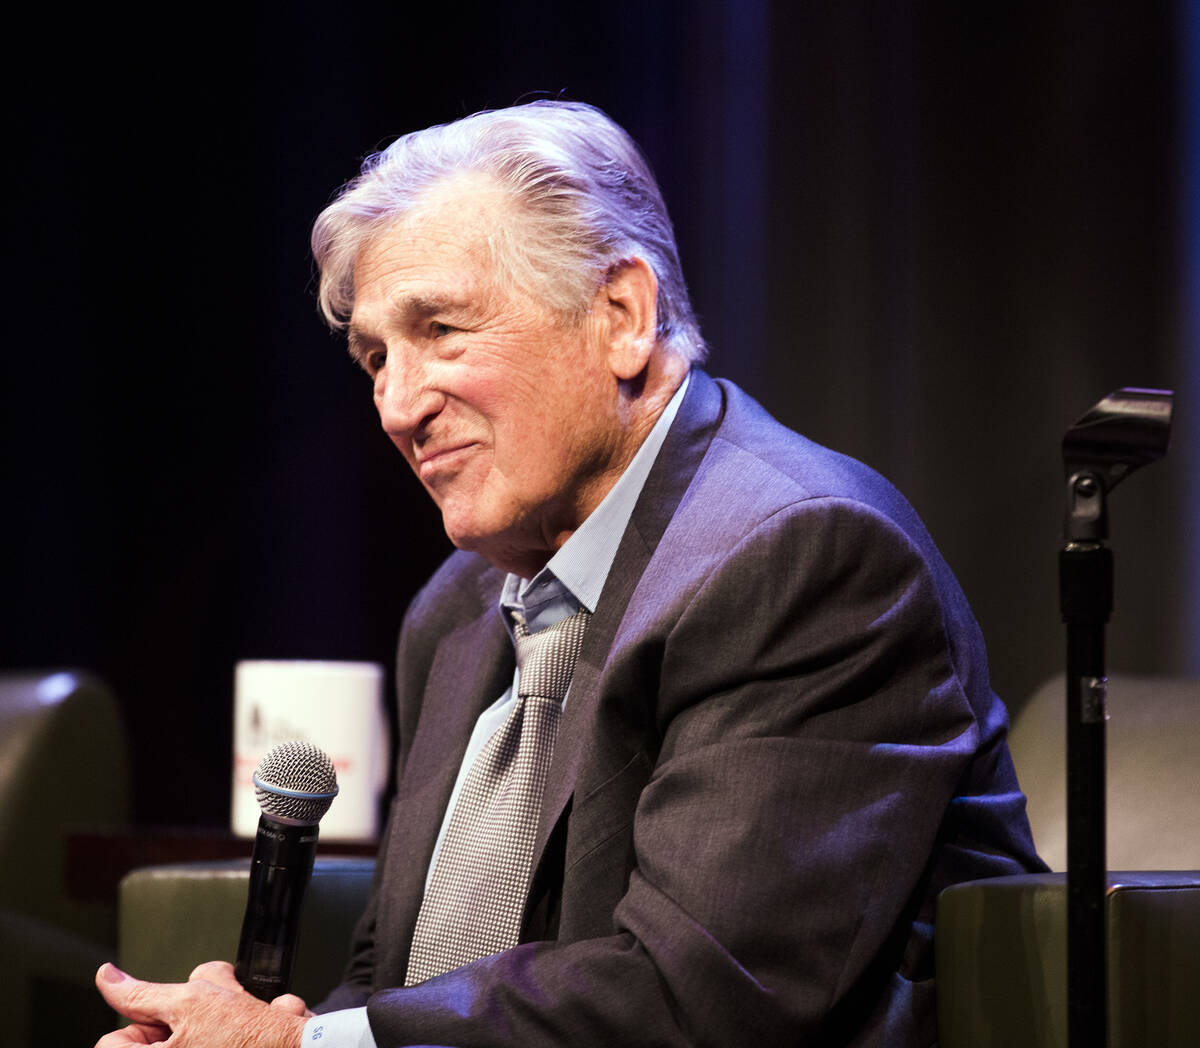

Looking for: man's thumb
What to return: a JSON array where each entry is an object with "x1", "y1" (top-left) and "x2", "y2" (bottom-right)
[{"x1": 95, "y1": 963, "x2": 171, "y2": 1025}]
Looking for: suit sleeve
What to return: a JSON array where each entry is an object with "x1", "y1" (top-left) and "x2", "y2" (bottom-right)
[{"x1": 362, "y1": 497, "x2": 1033, "y2": 1046}]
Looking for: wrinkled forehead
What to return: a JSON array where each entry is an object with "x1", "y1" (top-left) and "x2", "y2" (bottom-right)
[
  {"x1": 390, "y1": 170, "x2": 518, "y2": 244},
  {"x1": 355, "y1": 172, "x2": 519, "y2": 284},
  {"x1": 349, "y1": 180, "x2": 563, "y2": 343}
]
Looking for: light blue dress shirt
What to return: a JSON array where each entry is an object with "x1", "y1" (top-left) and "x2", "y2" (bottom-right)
[{"x1": 303, "y1": 375, "x2": 688, "y2": 1047}]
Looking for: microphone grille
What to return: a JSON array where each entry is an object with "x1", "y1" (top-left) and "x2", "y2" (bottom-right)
[{"x1": 252, "y1": 740, "x2": 339, "y2": 826}]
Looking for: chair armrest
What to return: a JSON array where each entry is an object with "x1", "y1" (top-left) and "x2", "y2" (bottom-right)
[
  {"x1": 118, "y1": 856, "x2": 375, "y2": 1004},
  {"x1": 936, "y1": 871, "x2": 1200, "y2": 1047}
]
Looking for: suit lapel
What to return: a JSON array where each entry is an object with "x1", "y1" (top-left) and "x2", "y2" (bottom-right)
[
  {"x1": 531, "y1": 371, "x2": 726, "y2": 866},
  {"x1": 385, "y1": 567, "x2": 513, "y2": 969}
]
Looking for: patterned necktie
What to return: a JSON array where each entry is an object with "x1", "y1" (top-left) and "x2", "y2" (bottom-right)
[{"x1": 404, "y1": 608, "x2": 590, "y2": 985}]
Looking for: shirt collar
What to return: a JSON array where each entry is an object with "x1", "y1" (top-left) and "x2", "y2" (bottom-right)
[{"x1": 500, "y1": 372, "x2": 691, "y2": 634}]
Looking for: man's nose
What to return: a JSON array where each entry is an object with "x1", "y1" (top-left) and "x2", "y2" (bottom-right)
[{"x1": 374, "y1": 349, "x2": 442, "y2": 440}]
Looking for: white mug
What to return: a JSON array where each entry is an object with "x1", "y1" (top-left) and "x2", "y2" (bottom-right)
[{"x1": 232, "y1": 659, "x2": 387, "y2": 841}]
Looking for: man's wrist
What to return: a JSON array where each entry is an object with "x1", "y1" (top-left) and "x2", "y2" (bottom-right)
[
  {"x1": 262, "y1": 1008, "x2": 307, "y2": 1048},
  {"x1": 302, "y1": 1007, "x2": 375, "y2": 1047}
]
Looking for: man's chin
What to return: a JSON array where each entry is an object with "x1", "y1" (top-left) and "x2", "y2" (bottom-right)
[
  {"x1": 441, "y1": 519, "x2": 496, "y2": 561},
  {"x1": 440, "y1": 522, "x2": 550, "y2": 579}
]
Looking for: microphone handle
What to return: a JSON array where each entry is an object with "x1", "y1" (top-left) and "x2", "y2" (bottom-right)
[{"x1": 234, "y1": 814, "x2": 319, "y2": 1001}]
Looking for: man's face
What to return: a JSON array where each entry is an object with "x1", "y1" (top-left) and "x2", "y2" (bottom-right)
[{"x1": 348, "y1": 175, "x2": 629, "y2": 578}]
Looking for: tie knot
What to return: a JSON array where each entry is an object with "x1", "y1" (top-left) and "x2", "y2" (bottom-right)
[{"x1": 513, "y1": 609, "x2": 590, "y2": 703}]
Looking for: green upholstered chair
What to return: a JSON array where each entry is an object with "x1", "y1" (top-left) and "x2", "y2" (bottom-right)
[
  {"x1": 118, "y1": 856, "x2": 376, "y2": 1005},
  {"x1": 0, "y1": 669, "x2": 132, "y2": 1048},
  {"x1": 936, "y1": 674, "x2": 1200, "y2": 1047}
]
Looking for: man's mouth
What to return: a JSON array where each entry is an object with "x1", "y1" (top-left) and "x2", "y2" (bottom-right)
[{"x1": 416, "y1": 442, "x2": 478, "y2": 481}]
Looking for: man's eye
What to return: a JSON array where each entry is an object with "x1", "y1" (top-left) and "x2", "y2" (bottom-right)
[
  {"x1": 366, "y1": 350, "x2": 387, "y2": 373},
  {"x1": 431, "y1": 321, "x2": 454, "y2": 338}
]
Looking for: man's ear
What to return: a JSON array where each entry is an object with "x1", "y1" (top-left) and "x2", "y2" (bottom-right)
[{"x1": 597, "y1": 257, "x2": 659, "y2": 381}]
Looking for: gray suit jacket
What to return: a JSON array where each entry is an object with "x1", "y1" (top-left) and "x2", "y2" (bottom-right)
[{"x1": 319, "y1": 371, "x2": 1043, "y2": 1046}]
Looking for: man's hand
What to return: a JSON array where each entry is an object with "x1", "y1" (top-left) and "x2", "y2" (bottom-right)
[
  {"x1": 94, "y1": 961, "x2": 309, "y2": 1047},
  {"x1": 186, "y1": 961, "x2": 315, "y2": 1019}
]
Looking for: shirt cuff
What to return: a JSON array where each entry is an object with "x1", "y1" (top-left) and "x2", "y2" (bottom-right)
[{"x1": 303, "y1": 1007, "x2": 376, "y2": 1047}]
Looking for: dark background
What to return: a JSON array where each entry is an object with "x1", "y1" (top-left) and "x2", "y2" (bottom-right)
[{"x1": 4, "y1": 1, "x2": 1196, "y2": 827}]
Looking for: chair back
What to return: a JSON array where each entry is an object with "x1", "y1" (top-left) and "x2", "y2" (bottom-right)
[
  {"x1": 0, "y1": 669, "x2": 132, "y2": 1047},
  {"x1": 1009, "y1": 672, "x2": 1200, "y2": 871},
  {"x1": 0, "y1": 669, "x2": 131, "y2": 942}
]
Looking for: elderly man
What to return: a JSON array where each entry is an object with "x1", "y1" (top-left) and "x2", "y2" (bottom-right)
[{"x1": 96, "y1": 101, "x2": 1043, "y2": 1047}]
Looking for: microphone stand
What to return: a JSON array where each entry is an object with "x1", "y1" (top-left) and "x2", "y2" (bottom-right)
[{"x1": 1059, "y1": 387, "x2": 1172, "y2": 1048}]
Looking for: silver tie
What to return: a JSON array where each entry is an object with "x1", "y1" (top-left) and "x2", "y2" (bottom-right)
[{"x1": 404, "y1": 608, "x2": 590, "y2": 985}]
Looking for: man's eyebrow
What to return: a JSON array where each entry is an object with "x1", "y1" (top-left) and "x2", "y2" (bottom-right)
[
  {"x1": 397, "y1": 291, "x2": 468, "y2": 318},
  {"x1": 347, "y1": 291, "x2": 475, "y2": 361},
  {"x1": 346, "y1": 326, "x2": 371, "y2": 364}
]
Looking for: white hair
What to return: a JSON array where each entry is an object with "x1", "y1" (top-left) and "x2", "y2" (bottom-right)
[{"x1": 311, "y1": 100, "x2": 707, "y2": 363}]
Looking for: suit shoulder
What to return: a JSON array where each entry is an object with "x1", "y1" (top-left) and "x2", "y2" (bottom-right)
[
  {"x1": 698, "y1": 379, "x2": 928, "y2": 545},
  {"x1": 670, "y1": 378, "x2": 992, "y2": 701},
  {"x1": 403, "y1": 549, "x2": 504, "y2": 637}
]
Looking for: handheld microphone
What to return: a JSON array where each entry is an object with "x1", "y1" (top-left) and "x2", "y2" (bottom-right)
[{"x1": 234, "y1": 740, "x2": 339, "y2": 1001}]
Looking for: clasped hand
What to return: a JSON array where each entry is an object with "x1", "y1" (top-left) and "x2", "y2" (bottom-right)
[{"x1": 94, "y1": 959, "x2": 310, "y2": 1048}]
